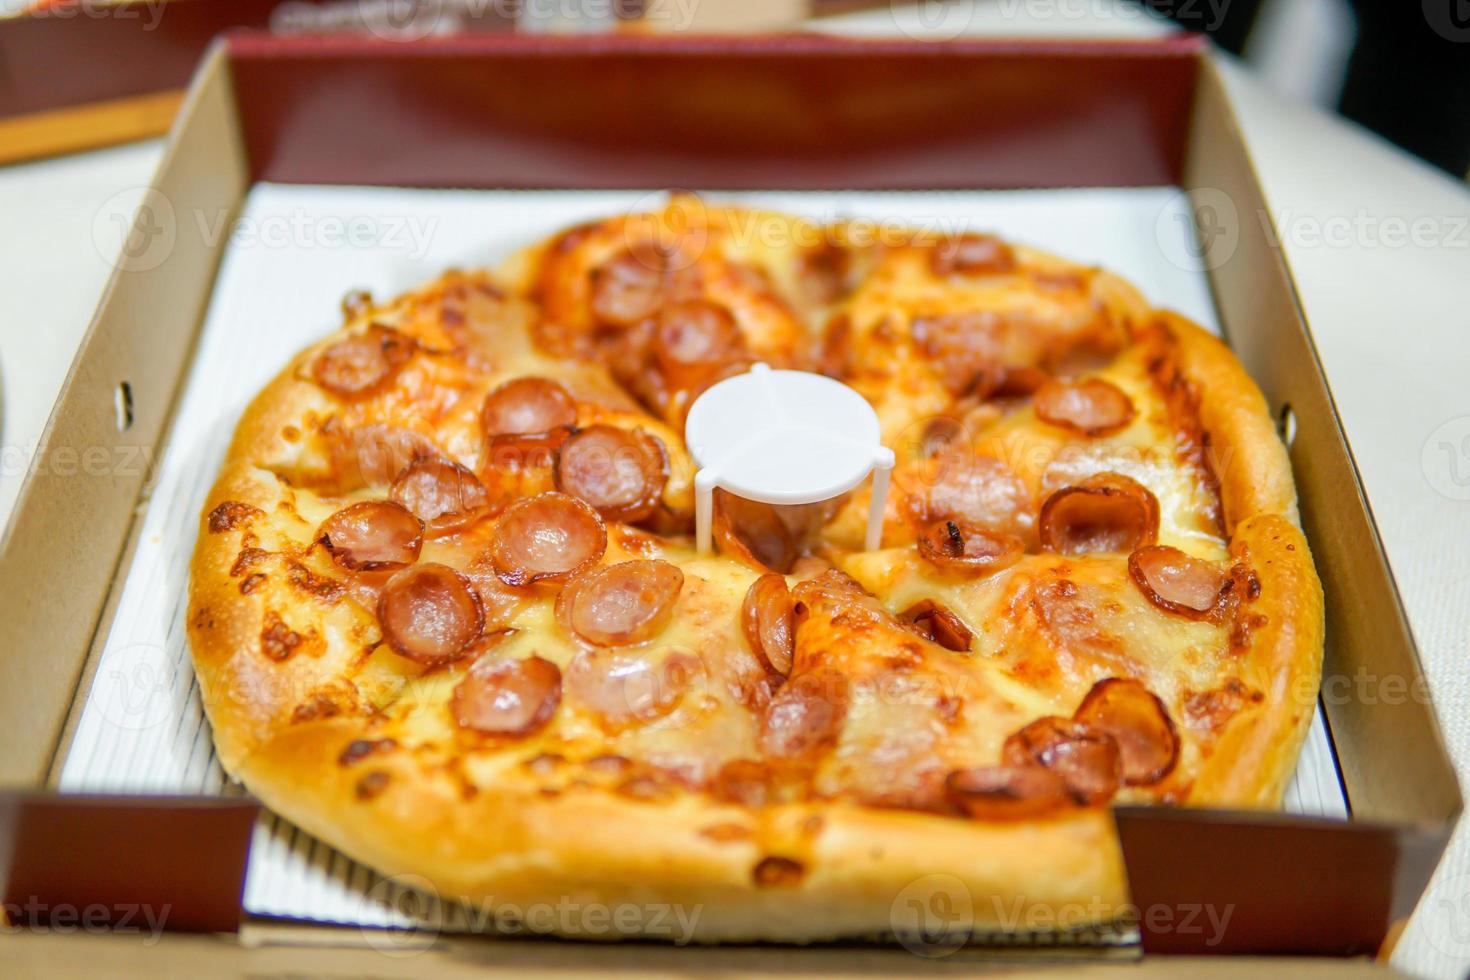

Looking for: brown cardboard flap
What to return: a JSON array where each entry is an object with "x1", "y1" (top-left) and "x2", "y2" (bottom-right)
[
  {"x1": 1184, "y1": 60, "x2": 1462, "y2": 829},
  {"x1": 0, "y1": 792, "x2": 258, "y2": 933},
  {"x1": 0, "y1": 0, "x2": 277, "y2": 119},
  {"x1": 5, "y1": 34, "x2": 1458, "y2": 956},
  {"x1": 0, "y1": 43, "x2": 248, "y2": 788},
  {"x1": 1115, "y1": 807, "x2": 1449, "y2": 956},
  {"x1": 226, "y1": 32, "x2": 1200, "y2": 190}
]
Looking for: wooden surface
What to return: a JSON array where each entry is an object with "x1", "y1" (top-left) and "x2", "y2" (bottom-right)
[{"x1": 0, "y1": 90, "x2": 182, "y2": 165}]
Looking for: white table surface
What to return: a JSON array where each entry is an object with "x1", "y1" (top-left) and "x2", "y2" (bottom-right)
[{"x1": 1, "y1": 5, "x2": 1467, "y2": 977}]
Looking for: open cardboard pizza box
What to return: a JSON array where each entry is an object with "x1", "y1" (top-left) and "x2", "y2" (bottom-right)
[{"x1": 0, "y1": 32, "x2": 1459, "y2": 973}]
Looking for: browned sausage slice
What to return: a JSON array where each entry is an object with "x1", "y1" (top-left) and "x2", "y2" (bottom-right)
[
  {"x1": 1129, "y1": 545, "x2": 1229, "y2": 618},
  {"x1": 480, "y1": 377, "x2": 578, "y2": 438},
  {"x1": 311, "y1": 325, "x2": 414, "y2": 397},
  {"x1": 1034, "y1": 378, "x2": 1135, "y2": 437},
  {"x1": 1039, "y1": 473, "x2": 1159, "y2": 555},
  {"x1": 554, "y1": 425, "x2": 668, "y2": 523},
  {"x1": 741, "y1": 573, "x2": 795, "y2": 675},
  {"x1": 319, "y1": 501, "x2": 423, "y2": 571},
  {"x1": 1073, "y1": 678, "x2": 1180, "y2": 786},
  {"x1": 558, "y1": 559, "x2": 684, "y2": 647},
  {"x1": 451, "y1": 655, "x2": 562, "y2": 735},
  {"x1": 377, "y1": 562, "x2": 484, "y2": 664},
  {"x1": 487, "y1": 492, "x2": 607, "y2": 586}
]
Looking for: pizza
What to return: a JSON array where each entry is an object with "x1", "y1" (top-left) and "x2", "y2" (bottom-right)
[{"x1": 187, "y1": 195, "x2": 1323, "y2": 942}]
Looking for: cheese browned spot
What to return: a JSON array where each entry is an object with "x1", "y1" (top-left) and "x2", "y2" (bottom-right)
[{"x1": 207, "y1": 501, "x2": 264, "y2": 533}]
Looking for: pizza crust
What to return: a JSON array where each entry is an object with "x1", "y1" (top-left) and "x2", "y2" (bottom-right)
[{"x1": 186, "y1": 205, "x2": 1322, "y2": 942}]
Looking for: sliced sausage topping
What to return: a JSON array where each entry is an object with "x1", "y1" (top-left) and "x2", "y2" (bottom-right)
[
  {"x1": 565, "y1": 649, "x2": 699, "y2": 728},
  {"x1": 390, "y1": 457, "x2": 490, "y2": 534},
  {"x1": 1039, "y1": 473, "x2": 1159, "y2": 556},
  {"x1": 376, "y1": 562, "x2": 484, "y2": 664},
  {"x1": 554, "y1": 425, "x2": 668, "y2": 523},
  {"x1": 741, "y1": 573, "x2": 795, "y2": 676},
  {"x1": 1129, "y1": 545, "x2": 1229, "y2": 618},
  {"x1": 929, "y1": 233, "x2": 1017, "y2": 278},
  {"x1": 1034, "y1": 378, "x2": 1135, "y2": 437},
  {"x1": 311, "y1": 324, "x2": 414, "y2": 398},
  {"x1": 487, "y1": 492, "x2": 607, "y2": 586},
  {"x1": 1073, "y1": 678, "x2": 1179, "y2": 786},
  {"x1": 590, "y1": 248, "x2": 665, "y2": 326},
  {"x1": 1001, "y1": 717, "x2": 1121, "y2": 805},
  {"x1": 654, "y1": 299, "x2": 744, "y2": 386},
  {"x1": 898, "y1": 598, "x2": 974, "y2": 652},
  {"x1": 480, "y1": 377, "x2": 578, "y2": 438},
  {"x1": 558, "y1": 559, "x2": 684, "y2": 646},
  {"x1": 945, "y1": 765, "x2": 1073, "y2": 820},
  {"x1": 319, "y1": 501, "x2": 423, "y2": 571},
  {"x1": 714, "y1": 490, "x2": 797, "y2": 574},
  {"x1": 916, "y1": 519, "x2": 1024, "y2": 576},
  {"x1": 760, "y1": 669, "x2": 847, "y2": 761},
  {"x1": 325, "y1": 422, "x2": 439, "y2": 490},
  {"x1": 451, "y1": 655, "x2": 561, "y2": 735},
  {"x1": 918, "y1": 453, "x2": 1033, "y2": 539}
]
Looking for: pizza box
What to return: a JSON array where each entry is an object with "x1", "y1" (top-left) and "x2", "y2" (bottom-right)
[
  {"x1": 0, "y1": 0, "x2": 517, "y2": 165},
  {"x1": 0, "y1": 32, "x2": 1459, "y2": 972}
]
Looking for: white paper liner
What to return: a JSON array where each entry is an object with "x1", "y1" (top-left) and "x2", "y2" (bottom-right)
[{"x1": 58, "y1": 185, "x2": 1348, "y2": 935}]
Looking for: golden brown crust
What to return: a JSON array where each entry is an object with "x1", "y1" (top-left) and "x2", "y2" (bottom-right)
[
  {"x1": 239, "y1": 717, "x2": 1126, "y2": 942},
  {"x1": 1161, "y1": 311, "x2": 1300, "y2": 531},
  {"x1": 186, "y1": 200, "x2": 1322, "y2": 943}
]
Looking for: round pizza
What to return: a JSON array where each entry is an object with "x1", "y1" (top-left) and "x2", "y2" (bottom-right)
[{"x1": 187, "y1": 195, "x2": 1323, "y2": 942}]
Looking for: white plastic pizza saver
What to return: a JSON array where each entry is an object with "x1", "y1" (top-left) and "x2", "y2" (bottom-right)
[{"x1": 684, "y1": 364, "x2": 895, "y2": 555}]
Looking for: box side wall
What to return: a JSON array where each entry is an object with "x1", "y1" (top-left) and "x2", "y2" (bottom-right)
[
  {"x1": 0, "y1": 45, "x2": 250, "y2": 787},
  {"x1": 225, "y1": 33, "x2": 1198, "y2": 190},
  {"x1": 1186, "y1": 60, "x2": 1459, "y2": 829}
]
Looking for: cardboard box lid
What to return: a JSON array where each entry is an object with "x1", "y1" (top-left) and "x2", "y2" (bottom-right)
[{"x1": 0, "y1": 33, "x2": 1458, "y2": 961}]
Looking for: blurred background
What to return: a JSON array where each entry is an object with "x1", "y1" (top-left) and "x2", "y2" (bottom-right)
[
  {"x1": 819, "y1": 0, "x2": 1470, "y2": 179},
  {"x1": 1, "y1": 0, "x2": 1467, "y2": 178}
]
